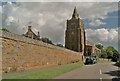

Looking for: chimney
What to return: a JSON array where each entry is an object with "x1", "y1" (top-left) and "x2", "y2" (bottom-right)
[
  {"x1": 38, "y1": 32, "x2": 40, "y2": 37},
  {"x1": 28, "y1": 26, "x2": 32, "y2": 31}
]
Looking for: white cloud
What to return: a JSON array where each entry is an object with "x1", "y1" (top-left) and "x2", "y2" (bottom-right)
[
  {"x1": 2, "y1": 2, "x2": 118, "y2": 49},
  {"x1": 0, "y1": 6, "x2": 2, "y2": 13},
  {"x1": 37, "y1": 19, "x2": 46, "y2": 26},
  {"x1": 0, "y1": 5, "x2": 2, "y2": 28},
  {"x1": 89, "y1": 19, "x2": 106, "y2": 26},
  {"x1": 108, "y1": 28, "x2": 118, "y2": 41},
  {"x1": 6, "y1": 16, "x2": 15, "y2": 25},
  {"x1": 16, "y1": 0, "x2": 119, "y2": 2},
  {"x1": 86, "y1": 28, "x2": 118, "y2": 49}
]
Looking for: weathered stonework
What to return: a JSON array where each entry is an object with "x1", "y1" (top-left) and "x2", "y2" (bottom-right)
[
  {"x1": 65, "y1": 7, "x2": 86, "y2": 56},
  {"x1": 85, "y1": 40, "x2": 101, "y2": 56},
  {"x1": 2, "y1": 31, "x2": 82, "y2": 73}
]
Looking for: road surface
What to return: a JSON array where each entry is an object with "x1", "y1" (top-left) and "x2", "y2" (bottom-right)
[{"x1": 55, "y1": 62, "x2": 120, "y2": 81}]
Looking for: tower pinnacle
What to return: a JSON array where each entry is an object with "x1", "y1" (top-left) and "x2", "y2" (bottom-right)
[{"x1": 72, "y1": 7, "x2": 79, "y2": 19}]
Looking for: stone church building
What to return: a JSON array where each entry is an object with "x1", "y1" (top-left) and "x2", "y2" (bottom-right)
[
  {"x1": 22, "y1": 7, "x2": 100, "y2": 57},
  {"x1": 65, "y1": 7, "x2": 86, "y2": 56}
]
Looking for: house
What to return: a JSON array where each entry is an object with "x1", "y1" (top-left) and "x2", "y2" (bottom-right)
[
  {"x1": 23, "y1": 26, "x2": 40, "y2": 40},
  {"x1": 85, "y1": 40, "x2": 101, "y2": 56}
]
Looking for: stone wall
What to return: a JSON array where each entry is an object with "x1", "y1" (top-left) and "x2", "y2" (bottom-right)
[{"x1": 1, "y1": 31, "x2": 82, "y2": 73}]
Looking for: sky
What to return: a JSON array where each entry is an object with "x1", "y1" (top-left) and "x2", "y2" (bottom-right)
[{"x1": 1, "y1": 1, "x2": 119, "y2": 51}]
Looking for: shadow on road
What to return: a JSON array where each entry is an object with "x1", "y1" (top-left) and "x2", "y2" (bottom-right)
[
  {"x1": 103, "y1": 70, "x2": 120, "y2": 77},
  {"x1": 112, "y1": 78, "x2": 120, "y2": 81},
  {"x1": 112, "y1": 62, "x2": 120, "y2": 67},
  {"x1": 102, "y1": 62, "x2": 120, "y2": 81},
  {"x1": 103, "y1": 69, "x2": 120, "y2": 81}
]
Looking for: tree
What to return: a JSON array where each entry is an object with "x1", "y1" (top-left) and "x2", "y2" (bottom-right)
[
  {"x1": 1, "y1": 28, "x2": 10, "y2": 32},
  {"x1": 96, "y1": 44, "x2": 105, "y2": 58},
  {"x1": 56, "y1": 44, "x2": 64, "y2": 47},
  {"x1": 106, "y1": 46, "x2": 119, "y2": 62},
  {"x1": 112, "y1": 48, "x2": 119, "y2": 62},
  {"x1": 41, "y1": 37, "x2": 54, "y2": 45},
  {"x1": 99, "y1": 46, "x2": 119, "y2": 62},
  {"x1": 95, "y1": 44, "x2": 103, "y2": 50},
  {"x1": 100, "y1": 49, "x2": 107, "y2": 58}
]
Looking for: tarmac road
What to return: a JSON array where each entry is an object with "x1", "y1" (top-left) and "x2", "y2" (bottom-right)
[{"x1": 55, "y1": 62, "x2": 120, "y2": 81}]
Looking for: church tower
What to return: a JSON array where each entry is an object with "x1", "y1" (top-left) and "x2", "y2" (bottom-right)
[{"x1": 65, "y1": 7, "x2": 86, "y2": 55}]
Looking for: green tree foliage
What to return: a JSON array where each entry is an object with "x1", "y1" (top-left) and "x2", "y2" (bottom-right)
[
  {"x1": 1, "y1": 28, "x2": 10, "y2": 32},
  {"x1": 105, "y1": 46, "x2": 119, "y2": 61},
  {"x1": 100, "y1": 49, "x2": 107, "y2": 58},
  {"x1": 99, "y1": 46, "x2": 119, "y2": 62},
  {"x1": 95, "y1": 44, "x2": 103, "y2": 50},
  {"x1": 106, "y1": 46, "x2": 114, "y2": 58},
  {"x1": 112, "y1": 48, "x2": 119, "y2": 62},
  {"x1": 96, "y1": 44, "x2": 105, "y2": 58},
  {"x1": 56, "y1": 44, "x2": 64, "y2": 47},
  {"x1": 41, "y1": 37, "x2": 54, "y2": 45}
]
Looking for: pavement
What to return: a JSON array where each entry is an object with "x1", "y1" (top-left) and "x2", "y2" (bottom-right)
[{"x1": 54, "y1": 62, "x2": 120, "y2": 81}]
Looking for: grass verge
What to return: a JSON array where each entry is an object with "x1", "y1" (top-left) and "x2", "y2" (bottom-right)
[
  {"x1": 98, "y1": 58, "x2": 111, "y2": 62},
  {"x1": 5, "y1": 62, "x2": 84, "y2": 79}
]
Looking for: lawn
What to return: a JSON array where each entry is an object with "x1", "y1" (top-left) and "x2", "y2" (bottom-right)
[{"x1": 4, "y1": 62, "x2": 84, "y2": 79}]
